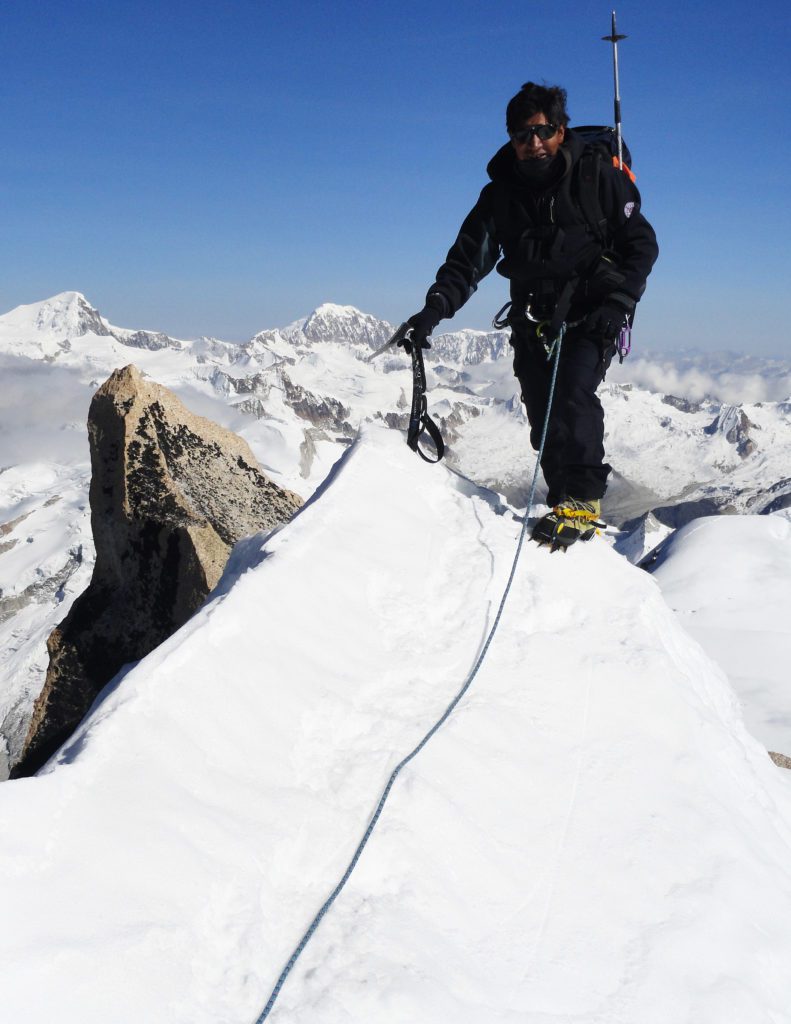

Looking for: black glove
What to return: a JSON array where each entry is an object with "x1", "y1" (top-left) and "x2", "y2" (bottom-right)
[
  {"x1": 400, "y1": 304, "x2": 443, "y2": 354},
  {"x1": 586, "y1": 295, "x2": 634, "y2": 341}
]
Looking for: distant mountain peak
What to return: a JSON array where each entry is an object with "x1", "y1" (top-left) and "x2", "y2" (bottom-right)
[
  {"x1": 0, "y1": 291, "x2": 113, "y2": 339},
  {"x1": 0, "y1": 292, "x2": 190, "y2": 354},
  {"x1": 308, "y1": 302, "x2": 369, "y2": 320},
  {"x1": 299, "y1": 303, "x2": 394, "y2": 350}
]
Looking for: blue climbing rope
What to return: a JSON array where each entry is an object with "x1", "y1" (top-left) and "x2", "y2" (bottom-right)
[{"x1": 253, "y1": 328, "x2": 566, "y2": 1023}]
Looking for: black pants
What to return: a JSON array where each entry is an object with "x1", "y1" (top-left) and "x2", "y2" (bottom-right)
[{"x1": 511, "y1": 323, "x2": 614, "y2": 506}]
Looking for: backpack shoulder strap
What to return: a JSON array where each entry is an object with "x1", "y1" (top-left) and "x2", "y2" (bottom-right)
[
  {"x1": 575, "y1": 148, "x2": 609, "y2": 246},
  {"x1": 489, "y1": 179, "x2": 513, "y2": 238}
]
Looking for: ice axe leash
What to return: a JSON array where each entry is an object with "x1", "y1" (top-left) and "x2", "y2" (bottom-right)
[
  {"x1": 368, "y1": 322, "x2": 444, "y2": 462},
  {"x1": 251, "y1": 326, "x2": 566, "y2": 1023}
]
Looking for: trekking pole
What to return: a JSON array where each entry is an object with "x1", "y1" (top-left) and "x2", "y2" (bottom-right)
[{"x1": 602, "y1": 10, "x2": 627, "y2": 170}]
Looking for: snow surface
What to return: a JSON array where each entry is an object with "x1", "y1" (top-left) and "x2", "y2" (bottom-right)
[
  {"x1": 652, "y1": 514, "x2": 791, "y2": 755},
  {"x1": 2, "y1": 291, "x2": 791, "y2": 781},
  {"x1": 0, "y1": 462, "x2": 92, "y2": 773},
  {"x1": 1, "y1": 429, "x2": 791, "y2": 1024}
]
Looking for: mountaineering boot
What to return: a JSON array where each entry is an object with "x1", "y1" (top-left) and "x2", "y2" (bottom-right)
[{"x1": 531, "y1": 498, "x2": 604, "y2": 552}]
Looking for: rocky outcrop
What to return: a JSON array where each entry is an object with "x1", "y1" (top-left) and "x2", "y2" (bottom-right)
[
  {"x1": 12, "y1": 365, "x2": 302, "y2": 778},
  {"x1": 374, "y1": 400, "x2": 481, "y2": 454},
  {"x1": 121, "y1": 330, "x2": 181, "y2": 351},
  {"x1": 209, "y1": 367, "x2": 354, "y2": 435},
  {"x1": 279, "y1": 371, "x2": 354, "y2": 433},
  {"x1": 210, "y1": 368, "x2": 274, "y2": 397},
  {"x1": 0, "y1": 547, "x2": 84, "y2": 625},
  {"x1": 651, "y1": 496, "x2": 737, "y2": 531},
  {"x1": 755, "y1": 478, "x2": 791, "y2": 515},
  {"x1": 662, "y1": 394, "x2": 702, "y2": 414},
  {"x1": 0, "y1": 510, "x2": 31, "y2": 555},
  {"x1": 705, "y1": 405, "x2": 757, "y2": 457}
]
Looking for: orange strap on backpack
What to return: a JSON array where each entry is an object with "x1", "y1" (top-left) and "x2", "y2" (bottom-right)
[{"x1": 612, "y1": 156, "x2": 637, "y2": 183}]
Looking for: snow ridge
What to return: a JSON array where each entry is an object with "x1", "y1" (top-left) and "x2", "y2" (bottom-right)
[{"x1": 2, "y1": 430, "x2": 791, "y2": 1024}]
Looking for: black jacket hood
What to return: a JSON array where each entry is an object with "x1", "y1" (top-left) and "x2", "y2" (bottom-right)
[{"x1": 486, "y1": 128, "x2": 587, "y2": 185}]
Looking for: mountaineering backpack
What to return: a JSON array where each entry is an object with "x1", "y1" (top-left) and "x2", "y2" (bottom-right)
[
  {"x1": 572, "y1": 124, "x2": 636, "y2": 246},
  {"x1": 573, "y1": 124, "x2": 634, "y2": 175},
  {"x1": 567, "y1": 124, "x2": 640, "y2": 318}
]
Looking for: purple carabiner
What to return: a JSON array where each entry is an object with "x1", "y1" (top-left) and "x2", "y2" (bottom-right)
[{"x1": 616, "y1": 317, "x2": 632, "y2": 362}]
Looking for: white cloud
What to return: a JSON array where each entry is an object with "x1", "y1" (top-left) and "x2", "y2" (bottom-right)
[
  {"x1": 0, "y1": 356, "x2": 92, "y2": 466},
  {"x1": 608, "y1": 354, "x2": 791, "y2": 405}
]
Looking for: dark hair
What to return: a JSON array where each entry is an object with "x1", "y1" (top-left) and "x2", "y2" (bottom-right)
[{"x1": 506, "y1": 82, "x2": 569, "y2": 132}]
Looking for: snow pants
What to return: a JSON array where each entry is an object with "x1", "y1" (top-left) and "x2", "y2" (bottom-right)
[{"x1": 511, "y1": 323, "x2": 614, "y2": 506}]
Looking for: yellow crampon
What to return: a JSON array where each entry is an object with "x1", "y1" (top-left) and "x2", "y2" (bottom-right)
[
  {"x1": 531, "y1": 498, "x2": 605, "y2": 552},
  {"x1": 553, "y1": 505, "x2": 600, "y2": 521}
]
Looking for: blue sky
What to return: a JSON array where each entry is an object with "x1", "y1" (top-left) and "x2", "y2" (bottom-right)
[{"x1": 2, "y1": 0, "x2": 789, "y2": 354}]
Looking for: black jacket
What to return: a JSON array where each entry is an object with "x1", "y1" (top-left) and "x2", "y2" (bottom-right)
[{"x1": 425, "y1": 129, "x2": 658, "y2": 321}]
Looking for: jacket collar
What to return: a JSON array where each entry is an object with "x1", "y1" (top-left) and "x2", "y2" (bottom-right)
[{"x1": 486, "y1": 128, "x2": 586, "y2": 186}]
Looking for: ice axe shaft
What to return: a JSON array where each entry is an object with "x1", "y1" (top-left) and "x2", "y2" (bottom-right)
[{"x1": 602, "y1": 10, "x2": 627, "y2": 169}]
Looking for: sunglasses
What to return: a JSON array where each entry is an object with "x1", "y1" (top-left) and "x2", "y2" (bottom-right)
[{"x1": 510, "y1": 123, "x2": 559, "y2": 143}]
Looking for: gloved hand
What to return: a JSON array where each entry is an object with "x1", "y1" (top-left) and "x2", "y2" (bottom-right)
[
  {"x1": 400, "y1": 304, "x2": 443, "y2": 354},
  {"x1": 586, "y1": 297, "x2": 634, "y2": 340}
]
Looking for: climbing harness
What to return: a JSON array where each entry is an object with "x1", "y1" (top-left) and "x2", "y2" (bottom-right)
[
  {"x1": 493, "y1": 277, "x2": 583, "y2": 344},
  {"x1": 368, "y1": 322, "x2": 445, "y2": 462},
  {"x1": 251, "y1": 326, "x2": 566, "y2": 1024}
]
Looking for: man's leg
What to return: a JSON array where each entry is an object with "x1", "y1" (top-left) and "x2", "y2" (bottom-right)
[
  {"x1": 547, "y1": 331, "x2": 614, "y2": 503},
  {"x1": 514, "y1": 328, "x2": 615, "y2": 550},
  {"x1": 511, "y1": 329, "x2": 569, "y2": 501}
]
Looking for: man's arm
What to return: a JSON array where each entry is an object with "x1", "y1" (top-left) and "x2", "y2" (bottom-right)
[{"x1": 422, "y1": 185, "x2": 501, "y2": 319}]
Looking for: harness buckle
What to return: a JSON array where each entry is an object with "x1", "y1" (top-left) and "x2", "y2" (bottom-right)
[{"x1": 524, "y1": 302, "x2": 549, "y2": 324}]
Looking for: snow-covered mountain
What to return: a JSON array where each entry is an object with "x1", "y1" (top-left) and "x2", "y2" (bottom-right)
[
  {"x1": 0, "y1": 291, "x2": 185, "y2": 359},
  {"x1": 2, "y1": 292, "x2": 788, "y2": 512},
  {"x1": 1, "y1": 290, "x2": 790, "y2": 776},
  {"x1": 1, "y1": 431, "x2": 790, "y2": 1023}
]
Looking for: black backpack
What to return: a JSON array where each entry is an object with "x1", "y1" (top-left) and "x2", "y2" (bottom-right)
[
  {"x1": 573, "y1": 125, "x2": 634, "y2": 172},
  {"x1": 571, "y1": 125, "x2": 635, "y2": 246}
]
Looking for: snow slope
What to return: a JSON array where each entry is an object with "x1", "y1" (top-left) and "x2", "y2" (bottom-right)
[
  {"x1": 0, "y1": 463, "x2": 92, "y2": 775},
  {"x1": 652, "y1": 513, "x2": 791, "y2": 756},
  {"x1": 1, "y1": 429, "x2": 790, "y2": 1024}
]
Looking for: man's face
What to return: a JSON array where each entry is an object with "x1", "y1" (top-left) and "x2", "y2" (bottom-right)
[{"x1": 510, "y1": 112, "x2": 565, "y2": 161}]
